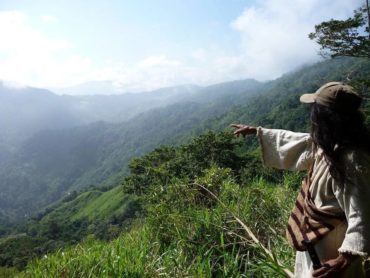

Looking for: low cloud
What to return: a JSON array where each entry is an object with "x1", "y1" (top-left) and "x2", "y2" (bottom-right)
[
  {"x1": 0, "y1": 12, "x2": 69, "y2": 53},
  {"x1": 229, "y1": 0, "x2": 362, "y2": 80},
  {"x1": 0, "y1": 1, "x2": 363, "y2": 94},
  {"x1": 138, "y1": 55, "x2": 181, "y2": 69},
  {"x1": 0, "y1": 11, "x2": 95, "y2": 88},
  {"x1": 92, "y1": 0, "x2": 366, "y2": 92}
]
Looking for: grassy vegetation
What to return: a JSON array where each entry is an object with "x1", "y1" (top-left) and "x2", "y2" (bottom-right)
[
  {"x1": 19, "y1": 170, "x2": 298, "y2": 277},
  {"x1": 10, "y1": 131, "x2": 305, "y2": 277},
  {"x1": 0, "y1": 186, "x2": 141, "y2": 272},
  {"x1": 41, "y1": 186, "x2": 136, "y2": 223},
  {"x1": 0, "y1": 267, "x2": 18, "y2": 278}
]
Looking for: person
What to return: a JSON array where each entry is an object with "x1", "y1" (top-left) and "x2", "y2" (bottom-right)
[{"x1": 231, "y1": 81, "x2": 370, "y2": 278}]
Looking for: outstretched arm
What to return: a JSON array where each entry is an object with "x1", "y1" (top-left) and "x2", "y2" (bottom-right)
[{"x1": 231, "y1": 124, "x2": 314, "y2": 171}]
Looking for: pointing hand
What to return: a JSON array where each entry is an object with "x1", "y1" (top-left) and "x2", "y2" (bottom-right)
[{"x1": 230, "y1": 124, "x2": 257, "y2": 137}]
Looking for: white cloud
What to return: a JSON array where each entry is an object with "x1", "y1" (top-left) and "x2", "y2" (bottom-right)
[
  {"x1": 137, "y1": 55, "x2": 181, "y2": 69},
  {"x1": 40, "y1": 15, "x2": 58, "y2": 23},
  {"x1": 229, "y1": 0, "x2": 363, "y2": 80},
  {"x1": 0, "y1": 11, "x2": 188, "y2": 92},
  {"x1": 0, "y1": 11, "x2": 69, "y2": 53},
  {"x1": 113, "y1": 0, "x2": 363, "y2": 91},
  {"x1": 0, "y1": 1, "x2": 363, "y2": 94},
  {"x1": 102, "y1": 56, "x2": 185, "y2": 93},
  {"x1": 0, "y1": 11, "x2": 96, "y2": 88},
  {"x1": 191, "y1": 48, "x2": 207, "y2": 61}
]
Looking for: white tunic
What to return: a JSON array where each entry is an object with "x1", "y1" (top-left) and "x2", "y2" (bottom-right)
[{"x1": 257, "y1": 127, "x2": 370, "y2": 278}]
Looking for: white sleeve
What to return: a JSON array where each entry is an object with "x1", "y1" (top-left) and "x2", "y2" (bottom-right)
[
  {"x1": 337, "y1": 151, "x2": 370, "y2": 257},
  {"x1": 256, "y1": 127, "x2": 314, "y2": 171}
]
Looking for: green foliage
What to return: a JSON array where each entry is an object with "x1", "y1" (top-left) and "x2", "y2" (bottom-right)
[
  {"x1": 0, "y1": 235, "x2": 48, "y2": 270},
  {"x1": 1, "y1": 57, "x2": 370, "y2": 276},
  {"x1": 144, "y1": 167, "x2": 296, "y2": 277},
  {"x1": 8, "y1": 127, "x2": 299, "y2": 277},
  {"x1": 210, "y1": 57, "x2": 370, "y2": 137},
  {"x1": 308, "y1": 1, "x2": 370, "y2": 113},
  {"x1": 309, "y1": 2, "x2": 370, "y2": 58},
  {"x1": 0, "y1": 266, "x2": 18, "y2": 278},
  {"x1": 20, "y1": 168, "x2": 297, "y2": 277},
  {"x1": 0, "y1": 80, "x2": 261, "y2": 222},
  {"x1": 122, "y1": 131, "x2": 250, "y2": 195},
  {"x1": 20, "y1": 227, "x2": 155, "y2": 278},
  {"x1": 0, "y1": 186, "x2": 141, "y2": 271}
]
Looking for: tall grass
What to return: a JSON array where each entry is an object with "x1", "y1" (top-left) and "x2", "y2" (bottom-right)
[
  {"x1": 0, "y1": 267, "x2": 18, "y2": 278},
  {"x1": 20, "y1": 167, "x2": 297, "y2": 277},
  {"x1": 19, "y1": 226, "x2": 156, "y2": 278}
]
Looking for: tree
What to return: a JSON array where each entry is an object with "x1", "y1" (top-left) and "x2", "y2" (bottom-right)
[{"x1": 309, "y1": 1, "x2": 370, "y2": 59}]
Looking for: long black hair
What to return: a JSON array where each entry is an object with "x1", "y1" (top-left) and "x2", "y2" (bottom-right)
[{"x1": 310, "y1": 103, "x2": 370, "y2": 184}]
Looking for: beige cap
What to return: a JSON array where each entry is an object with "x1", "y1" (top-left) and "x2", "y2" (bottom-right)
[{"x1": 300, "y1": 81, "x2": 362, "y2": 111}]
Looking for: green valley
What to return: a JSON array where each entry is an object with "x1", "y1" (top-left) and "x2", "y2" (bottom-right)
[{"x1": 0, "y1": 56, "x2": 368, "y2": 277}]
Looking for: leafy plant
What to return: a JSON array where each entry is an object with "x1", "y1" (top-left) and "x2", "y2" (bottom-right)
[{"x1": 309, "y1": 1, "x2": 370, "y2": 58}]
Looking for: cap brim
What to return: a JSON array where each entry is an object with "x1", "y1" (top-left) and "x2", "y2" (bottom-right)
[{"x1": 300, "y1": 93, "x2": 316, "y2": 104}]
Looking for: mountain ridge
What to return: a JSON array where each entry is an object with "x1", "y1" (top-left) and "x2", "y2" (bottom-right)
[{"x1": 1, "y1": 57, "x2": 369, "y2": 223}]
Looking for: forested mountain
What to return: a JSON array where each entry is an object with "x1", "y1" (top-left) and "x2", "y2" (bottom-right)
[
  {"x1": 62, "y1": 84, "x2": 202, "y2": 123},
  {"x1": 0, "y1": 85, "x2": 78, "y2": 157},
  {"x1": 0, "y1": 79, "x2": 262, "y2": 222},
  {"x1": 0, "y1": 80, "x2": 262, "y2": 155},
  {"x1": 0, "y1": 83, "x2": 199, "y2": 156},
  {"x1": 0, "y1": 57, "x2": 369, "y2": 276},
  {"x1": 210, "y1": 57, "x2": 370, "y2": 131},
  {"x1": 1, "y1": 58, "x2": 369, "y2": 224}
]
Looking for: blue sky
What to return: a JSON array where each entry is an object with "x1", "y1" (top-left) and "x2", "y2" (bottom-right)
[
  {"x1": 0, "y1": 0, "x2": 363, "y2": 94},
  {"x1": 1, "y1": 1, "x2": 245, "y2": 63}
]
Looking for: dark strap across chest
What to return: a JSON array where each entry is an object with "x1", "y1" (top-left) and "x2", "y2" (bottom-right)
[{"x1": 286, "y1": 172, "x2": 346, "y2": 251}]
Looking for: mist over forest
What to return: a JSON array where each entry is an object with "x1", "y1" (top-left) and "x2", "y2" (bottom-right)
[{"x1": 0, "y1": 55, "x2": 368, "y2": 275}]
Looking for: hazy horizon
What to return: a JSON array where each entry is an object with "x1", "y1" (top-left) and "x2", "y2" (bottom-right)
[{"x1": 0, "y1": 0, "x2": 361, "y2": 95}]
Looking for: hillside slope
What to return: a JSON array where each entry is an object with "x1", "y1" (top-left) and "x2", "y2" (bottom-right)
[
  {"x1": 0, "y1": 79, "x2": 262, "y2": 221},
  {"x1": 2, "y1": 58, "x2": 369, "y2": 222},
  {"x1": 211, "y1": 57, "x2": 370, "y2": 132},
  {"x1": 0, "y1": 83, "x2": 202, "y2": 157},
  {"x1": 1, "y1": 57, "x2": 369, "y2": 275}
]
